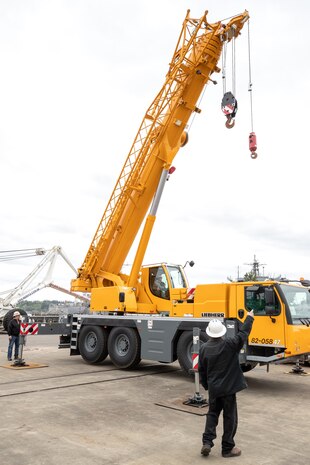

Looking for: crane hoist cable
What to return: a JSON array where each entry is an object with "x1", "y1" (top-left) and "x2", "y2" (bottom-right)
[
  {"x1": 222, "y1": 42, "x2": 227, "y2": 94},
  {"x1": 247, "y1": 19, "x2": 258, "y2": 159},
  {"x1": 232, "y1": 33, "x2": 236, "y2": 96}
]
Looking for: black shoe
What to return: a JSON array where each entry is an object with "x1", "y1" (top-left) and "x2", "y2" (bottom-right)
[
  {"x1": 222, "y1": 447, "x2": 242, "y2": 458},
  {"x1": 201, "y1": 444, "x2": 211, "y2": 456},
  {"x1": 8, "y1": 358, "x2": 12, "y2": 361}
]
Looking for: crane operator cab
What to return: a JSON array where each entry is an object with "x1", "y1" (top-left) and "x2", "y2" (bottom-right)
[{"x1": 145, "y1": 264, "x2": 189, "y2": 304}]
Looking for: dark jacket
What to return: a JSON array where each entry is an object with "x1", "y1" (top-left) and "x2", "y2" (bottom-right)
[
  {"x1": 8, "y1": 318, "x2": 21, "y2": 337},
  {"x1": 199, "y1": 315, "x2": 254, "y2": 401}
]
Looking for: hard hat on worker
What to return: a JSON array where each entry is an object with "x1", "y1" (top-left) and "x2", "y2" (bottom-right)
[
  {"x1": 13, "y1": 311, "x2": 21, "y2": 317},
  {"x1": 206, "y1": 319, "x2": 227, "y2": 338}
]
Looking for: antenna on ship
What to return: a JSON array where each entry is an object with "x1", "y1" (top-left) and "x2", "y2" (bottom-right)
[{"x1": 244, "y1": 255, "x2": 266, "y2": 279}]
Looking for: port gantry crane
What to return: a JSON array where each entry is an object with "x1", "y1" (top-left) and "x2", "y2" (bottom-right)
[{"x1": 0, "y1": 246, "x2": 89, "y2": 331}]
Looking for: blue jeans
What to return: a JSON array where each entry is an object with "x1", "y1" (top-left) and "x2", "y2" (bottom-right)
[{"x1": 8, "y1": 336, "x2": 20, "y2": 360}]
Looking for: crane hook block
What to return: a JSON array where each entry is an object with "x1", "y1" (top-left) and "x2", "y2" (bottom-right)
[
  {"x1": 221, "y1": 92, "x2": 238, "y2": 129},
  {"x1": 249, "y1": 132, "x2": 258, "y2": 159}
]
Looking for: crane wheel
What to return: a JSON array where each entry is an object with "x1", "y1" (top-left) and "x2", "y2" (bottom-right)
[
  {"x1": 108, "y1": 327, "x2": 141, "y2": 369},
  {"x1": 176, "y1": 330, "x2": 208, "y2": 375},
  {"x1": 240, "y1": 362, "x2": 257, "y2": 373},
  {"x1": 78, "y1": 325, "x2": 108, "y2": 364}
]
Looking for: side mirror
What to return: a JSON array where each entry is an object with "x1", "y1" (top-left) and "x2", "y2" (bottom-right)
[
  {"x1": 265, "y1": 288, "x2": 275, "y2": 305},
  {"x1": 184, "y1": 260, "x2": 195, "y2": 268},
  {"x1": 264, "y1": 288, "x2": 280, "y2": 316}
]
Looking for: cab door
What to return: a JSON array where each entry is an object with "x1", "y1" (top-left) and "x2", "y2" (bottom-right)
[
  {"x1": 146, "y1": 265, "x2": 172, "y2": 312},
  {"x1": 145, "y1": 264, "x2": 189, "y2": 312},
  {"x1": 237, "y1": 284, "x2": 286, "y2": 350}
]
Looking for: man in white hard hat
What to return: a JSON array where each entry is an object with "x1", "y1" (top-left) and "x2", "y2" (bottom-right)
[
  {"x1": 199, "y1": 310, "x2": 254, "y2": 458},
  {"x1": 7, "y1": 311, "x2": 21, "y2": 361}
]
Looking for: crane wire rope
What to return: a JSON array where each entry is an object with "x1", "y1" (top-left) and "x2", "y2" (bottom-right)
[
  {"x1": 247, "y1": 19, "x2": 254, "y2": 133},
  {"x1": 222, "y1": 42, "x2": 227, "y2": 95},
  {"x1": 176, "y1": 13, "x2": 247, "y2": 137},
  {"x1": 247, "y1": 19, "x2": 258, "y2": 159},
  {"x1": 232, "y1": 36, "x2": 236, "y2": 96}
]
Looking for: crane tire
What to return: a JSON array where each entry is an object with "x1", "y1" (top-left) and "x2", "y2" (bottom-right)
[
  {"x1": 78, "y1": 325, "x2": 108, "y2": 364},
  {"x1": 241, "y1": 362, "x2": 257, "y2": 372},
  {"x1": 177, "y1": 330, "x2": 208, "y2": 375},
  {"x1": 108, "y1": 327, "x2": 141, "y2": 369},
  {"x1": 3, "y1": 308, "x2": 28, "y2": 332}
]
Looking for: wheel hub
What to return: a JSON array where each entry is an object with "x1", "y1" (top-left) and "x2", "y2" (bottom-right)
[
  {"x1": 116, "y1": 335, "x2": 129, "y2": 356},
  {"x1": 86, "y1": 332, "x2": 97, "y2": 351}
]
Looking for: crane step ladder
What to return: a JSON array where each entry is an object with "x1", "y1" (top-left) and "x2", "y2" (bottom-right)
[{"x1": 68, "y1": 316, "x2": 81, "y2": 354}]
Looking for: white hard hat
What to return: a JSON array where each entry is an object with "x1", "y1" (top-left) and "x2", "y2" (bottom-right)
[
  {"x1": 206, "y1": 319, "x2": 227, "y2": 338},
  {"x1": 13, "y1": 311, "x2": 21, "y2": 317}
]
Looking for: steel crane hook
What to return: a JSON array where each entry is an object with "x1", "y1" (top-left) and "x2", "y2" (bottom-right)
[{"x1": 225, "y1": 117, "x2": 235, "y2": 129}]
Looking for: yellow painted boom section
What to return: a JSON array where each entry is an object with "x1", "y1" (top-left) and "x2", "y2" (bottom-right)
[{"x1": 72, "y1": 10, "x2": 249, "y2": 292}]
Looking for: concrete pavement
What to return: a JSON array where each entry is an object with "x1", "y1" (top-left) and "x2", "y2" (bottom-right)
[{"x1": 0, "y1": 335, "x2": 309, "y2": 465}]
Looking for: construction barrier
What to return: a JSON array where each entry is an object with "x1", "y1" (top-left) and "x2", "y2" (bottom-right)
[{"x1": 20, "y1": 323, "x2": 39, "y2": 335}]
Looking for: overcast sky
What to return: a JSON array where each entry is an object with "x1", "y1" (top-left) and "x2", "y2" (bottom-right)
[{"x1": 1, "y1": 0, "x2": 309, "y2": 303}]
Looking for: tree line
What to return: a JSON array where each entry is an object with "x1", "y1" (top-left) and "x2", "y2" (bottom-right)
[{"x1": 18, "y1": 300, "x2": 75, "y2": 312}]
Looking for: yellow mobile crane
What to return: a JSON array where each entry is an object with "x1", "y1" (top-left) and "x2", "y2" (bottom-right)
[{"x1": 67, "y1": 10, "x2": 310, "y2": 373}]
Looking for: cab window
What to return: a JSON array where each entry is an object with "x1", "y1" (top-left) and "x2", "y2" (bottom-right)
[
  {"x1": 245, "y1": 286, "x2": 280, "y2": 315},
  {"x1": 280, "y1": 284, "x2": 310, "y2": 320},
  {"x1": 149, "y1": 266, "x2": 169, "y2": 300},
  {"x1": 167, "y1": 265, "x2": 187, "y2": 288}
]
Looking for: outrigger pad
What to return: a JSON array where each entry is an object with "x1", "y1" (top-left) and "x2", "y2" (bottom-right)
[{"x1": 0, "y1": 362, "x2": 48, "y2": 370}]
